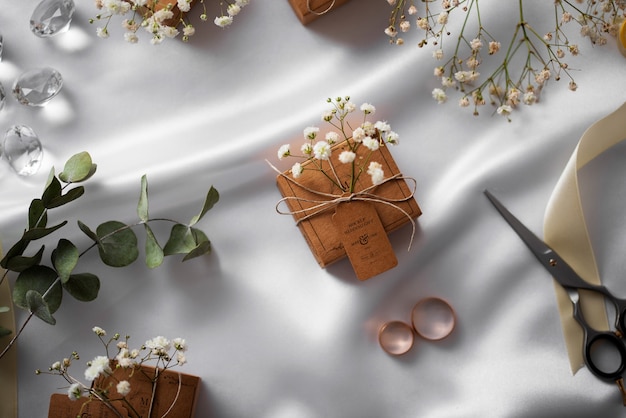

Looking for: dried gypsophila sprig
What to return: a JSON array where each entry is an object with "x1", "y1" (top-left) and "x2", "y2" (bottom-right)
[
  {"x1": 277, "y1": 97, "x2": 400, "y2": 193},
  {"x1": 37, "y1": 326, "x2": 188, "y2": 418},
  {"x1": 90, "y1": 0, "x2": 250, "y2": 44},
  {"x1": 385, "y1": 0, "x2": 626, "y2": 120}
]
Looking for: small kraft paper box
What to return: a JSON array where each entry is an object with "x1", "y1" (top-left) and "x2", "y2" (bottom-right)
[
  {"x1": 287, "y1": 0, "x2": 352, "y2": 25},
  {"x1": 48, "y1": 365, "x2": 200, "y2": 418},
  {"x1": 276, "y1": 140, "x2": 421, "y2": 280}
]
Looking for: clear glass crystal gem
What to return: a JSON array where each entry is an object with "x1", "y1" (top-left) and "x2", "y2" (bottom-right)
[
  {"x1": 0, "y1": 33, "x2": 4, "y2": 61},
  {"x1": 30, "y1": 0, "x2": 75, "y2": 37},
  {"x1": 12, "y1": 67, "x2": 63, "y2": 107},
  {"x1": 1, "y1": 125, "x2": 43, "y2": 176}
]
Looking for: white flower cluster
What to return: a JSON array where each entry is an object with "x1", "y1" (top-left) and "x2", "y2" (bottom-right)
[
  {"x1": 91, "y1": 0, "x2": 251, "y2": 44},
  {"x1": 37, "y1": 326, "x2": 188, "y2": 407},
  {"x1": 386, "y1": 0, "x2": 626, "y2": 119},
  {"x1": 277, "y1": 97, "x2": 399, "y2": 190}
]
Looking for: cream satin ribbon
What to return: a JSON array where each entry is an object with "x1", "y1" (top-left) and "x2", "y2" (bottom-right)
[
  {"x1": 544, "y1": 102, "x2": 626, "y2": 374},
  {"x1": 0, "y1": 241, "x2": 18, "y2": 418}
]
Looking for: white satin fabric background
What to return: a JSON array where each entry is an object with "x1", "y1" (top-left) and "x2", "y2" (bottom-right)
[{"x1": 2, "y1": 1, "x2": 626, "y2": 417}]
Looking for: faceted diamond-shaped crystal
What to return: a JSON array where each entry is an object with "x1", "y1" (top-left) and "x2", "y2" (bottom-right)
[
  {"x1": 12, "y1": 67, "x2": 63, "y2": 106},
  {"x1": 30, "y1": 0, "x2": 75, "y2": 37},
  {"x1": 1, "y1": 125, "x2": 43, "y2": 176},
  {"x1": 0, "y1": 33, "x2": 3, "y2": 61}
]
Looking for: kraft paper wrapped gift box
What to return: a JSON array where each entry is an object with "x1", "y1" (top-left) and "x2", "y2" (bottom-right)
[
  {"x1": 275, "y1": 140, "x2": 421, "y2": 272},
  {"x1": 48, "y1": 365, "x2": 200, "y2": 418},
  {"x1": 287, "y1": 0, "x2": 352, "y2": 24}
]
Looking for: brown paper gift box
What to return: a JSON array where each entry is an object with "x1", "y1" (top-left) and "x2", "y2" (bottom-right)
[
  {"x1": 276, "y1": 140, "x2": 421, "y2": 268},
  {"x1": 48, "y1": 364, "x2": 200, "y2": 418},
  {"x1": 287, "y1": 0, "x2": 352, "y2": 25}
]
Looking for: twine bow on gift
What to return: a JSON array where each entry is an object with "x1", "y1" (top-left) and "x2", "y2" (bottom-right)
[{"x1": 268, "y1": 161, "x2": 418, "y2": 251}]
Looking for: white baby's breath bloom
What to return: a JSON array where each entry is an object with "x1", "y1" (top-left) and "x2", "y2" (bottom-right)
[
  {"x1": 115, "y1": 348, "x2": 134, "y2": 368},
  {"x1": 321, "y1": 110, "x2": 334, "y2": 121},
  {"x1": 338, "y1": 151, "x2": 356, "y2": 164},
  {"x1": 291, "y1": 162, "x2": 303, "y2": 178},
  {"x1": 116, "y1": 380, "x2": 131, "y2": 396},
  {"x1": 162, "y1": 26, "x2": 179, "y2": 38},
  {"x1": 236, "y1": 0, "x2": 249, "y2": 5},
  {"x1": 361, "y1": 121, "x2": 376, "y2": 136},
  {"x1": 51, "y1": 361, "x2": 62, "y2": 371},
  {"x1": 173, "y1": 338, "x2": 188, "y2": 352},
  {"x1": 363, "y1": 136, "x2": 380, "y2": 151},
  {"x1": 96, "y1": 27, "x2": 109, "y2": 38},
  {"x1": 437, "y1": 12, "x2": 449, "y2": 25},
  {"x1": 277, "y1": 144, "x2": 290, "y2": 160},
  {"x1": 313, "y1": 141, "x2": 331, "y2": 160},
  {"x1": 301, "y1": 142, "x2": 313, "y2": 155},
  {"x1": 124, "y1": 32, "x2": 138, "y2": 43},
  {"x1": 68, "y1": 383, "x2": 83, "y2": 401},
  {"x1": 153, "y1": 9, "x2": 174, "y2": 23},
  {"x1": 433, "y1": 49, "x2": 444, "y2": 60},
  {"x1": 367, "y1": 162, "x2": 385, "y2": 186},
  {"x1": 345, "y1": 101, "x2": 356, "y2": 113},
  {"x1": 470, "y1": 38, "x2": 482, "y2": 51},
  {"x1": 146, "y1": 336, "x2": 171, "y2": 355},
  {"x1": 214, "y1": 15, "x2": 233, "y2": 27},
  {"x1": 434, "y1": 66, "x2": 444, "y2": 77},
  {"x1": 400, "y1": 20, "x2": 410, "y2": 32},
  {"x1": 177, "y1": 0, "x2": 192, "y2": 12},
  {"x1": 386, "y1": 131, "x2": 399, "y2": 145},
  {"x1": 441, "y1": 76, "x2": 456, "y2": 87},
  {"x1": 523, "y1": 90, "x2": 537, "y2": 105},
  {"x1": 408, "y1": 5, "x2": 417, "y2": 14},
  {"x1": 432, "y1": 88, "x2": 447, "y2": 104},
  {"x1": 303, "y1": 126, "x2": 319, "y2": 140},
  {"x1": 85, "y1": 356, "x2": 111, "y2": 381},
  {"x1": 488, "y1": 41, "x2": 501, "y2": 55},
  {"x1": 183, "y1": 25, "x2": 195, "y2": 37},
  {"x1": 352, "y1": 127, "x2": 366, "y2": 142},
  {"x1": 177, "y1": 352, "x2": 187, "y2": 366},
  {"x1": 385, "y1": 26, "x2": 397, "y2": 37},
  {"x1": 374, "y1": 121, "x2": 391, "y2": 133},
  {"x1": 496, "y1": 105, "x2": 512, "y2": 116},
  {"x1": 325, "y1": 131, "x2": 340, "y2": 144},
  {"x1": 228, "y1": 4, "x2": 242, "y2": 16},
  {"x1": 459, "y1": 97, "x2": 470, "y2": 107},
  {"x1": 360, "y1": 103, "x2": 376, "y2": 114}
]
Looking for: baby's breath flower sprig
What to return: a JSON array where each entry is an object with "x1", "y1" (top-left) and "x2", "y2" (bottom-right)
[
  {"x1": 38, "y1": 327, "x2": 189, "y2": 418},
  {"x1": 276, "y1": 96, "x2": 400, "y2": 193},
  {"x1": 90, "y1": 0, "x2": 251, "y2": 44},
  {"x1": 386, "y1": 0, "x2": 626, "y2": 119}
]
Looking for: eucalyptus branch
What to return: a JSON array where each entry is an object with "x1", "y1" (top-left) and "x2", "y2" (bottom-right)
[{"x1": 0, "y1": 151, "x2": 219, "y2": 361}]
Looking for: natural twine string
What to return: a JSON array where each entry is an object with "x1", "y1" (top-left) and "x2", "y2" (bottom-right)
[
  {"x1": 306, "y1": 0, "x2": 336, "y2": 15},
  {"x1": 268, "y1": 160, "x2": 417, "y2": 251}
]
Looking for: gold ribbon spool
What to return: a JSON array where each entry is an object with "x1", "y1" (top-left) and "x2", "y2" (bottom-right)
[{"x1": 544, "y1": 102, "x2": 626, "y2": 374}]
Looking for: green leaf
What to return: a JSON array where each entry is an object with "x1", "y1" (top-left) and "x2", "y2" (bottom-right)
[
  {"x1": 1, "y1": 238, "x2": 30, "y2": 269},
  {"x1": 189, "y1": 186, "x2": 219, "y2": 226},
  {"x1": 163, "y1": 224, "x2": 196, "y2": 256},
  {"x1": 144, "y1": 224, "x2": 163, "y2": 269},
  {"x1": 96, "y1": 221, "x2": 139, "y2": 267},
  {"x1": 25, "y1": 290, "x2": 56, "y2": 325},
  {"x1": 62, "y1": 273, "x2": 100, "y2": 302},
  {"x1": 47, "y1": 186, "x2": 85, "y2": 209},
  {"x1": 41, "y1": 176, "x2": 62, "y2": 208},
  {"x1": 0, "y1": 306, "x2": 9, "y2": 313},
  {"x1": 137, "y1": 175, "x2": 149, "y2": 222},
  {"x1": 0, "y1": 325, "x2": 11, "y2": 338},
  {"x1": 28, "y1": 199, "x2": 47, "y2": 229},
  {"x1": 22, "y1": 221, "x2": 67, "y2": 241},
  {"x1": 4, "y1": 245, "x2": 45, "y2": 272},
  {"x1": 182, "y1": 228, "x2": 211, "y2": 261},
  {"x1": 78, "y1": 220, "x2": 99, "y2": 243},
  {"x1": 13, "y1": 266, "x2": 62, "y2": 315},
  {"x1": 58, "y1": 152, "x2": 97, "y2": 183},
  {"x1": 51, "y1": 239, "x2": 79, "y2": 283}
]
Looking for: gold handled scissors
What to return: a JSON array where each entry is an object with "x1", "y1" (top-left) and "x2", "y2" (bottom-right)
[{"x1": 484, "y1": 190, "x2": 626, "y2": 403}]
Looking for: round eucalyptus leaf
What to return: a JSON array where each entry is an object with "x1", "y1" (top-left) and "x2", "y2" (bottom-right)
[
  {"x1": 182, "y1": 239, "x2": 212, "y2": 261},
  {"x1": 163, "y1": 224, "x2": 196, "y2": 256},
  {"x1": 4, "y1": 245, "x2": 45, "y2": 272},
  {"x1": 25, "y1": 290, "x2": 56, "y2": 325},
  {"x1": 63, "y1": 273, "x2": 100, "y2": 302},
  {"x1": 51, "y1": 239, "x2": 79, "y2": 283},
  {"x1": 144, "y1": 224, "x2": 164, "y2": 269},
  {"x1": 13, "y1": 265, "x2": 62, "y2": 314},
  {"x1": 96, "y1": 221, "x2": 139, "y2": 267},
  {"x1": 58, "y1": 152, "x2": 96, "y2": 183}
]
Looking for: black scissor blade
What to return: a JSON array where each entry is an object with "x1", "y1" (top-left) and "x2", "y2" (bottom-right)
[
  {"x1": 484, "y1": 189, "x2": 552, "y2": 257},
  {"x1": 483, "y1": 190, "x2": 598, "y2": 291}
]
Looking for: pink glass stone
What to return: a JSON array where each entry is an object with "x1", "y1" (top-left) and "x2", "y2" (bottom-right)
[
  {"x1": 378, "y1": 321, "x2": 414, "y2": 355},
  {"x1": 411, "y1": 298, "x2": 456, "y2": 341}
]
